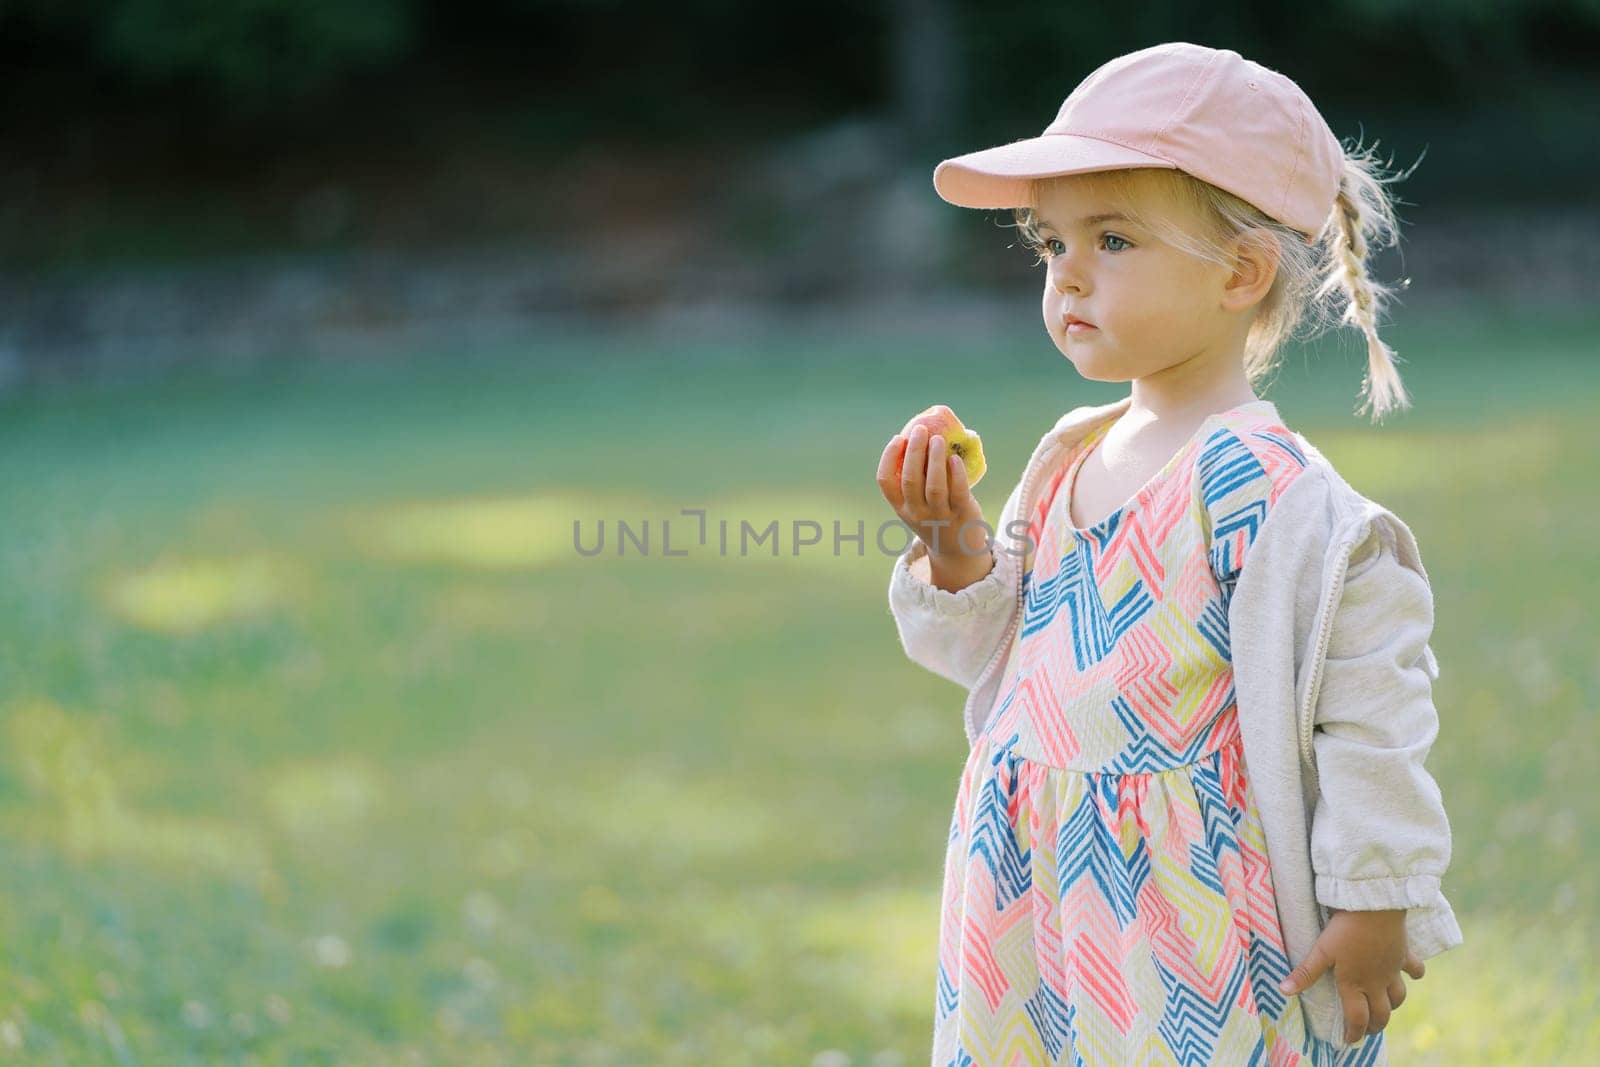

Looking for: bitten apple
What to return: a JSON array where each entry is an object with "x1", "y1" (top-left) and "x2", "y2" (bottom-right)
[{"x1": 900, "y1": 404, "x2": 987, "y2": 487}]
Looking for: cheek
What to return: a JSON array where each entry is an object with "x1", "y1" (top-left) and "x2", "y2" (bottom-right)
[
  {"x1": 1135, "y1": 289, "x2": 1206, "y2": 335},
  {"x1": 1105, "y1": 270, "x2": 1189, "y2": 330}
]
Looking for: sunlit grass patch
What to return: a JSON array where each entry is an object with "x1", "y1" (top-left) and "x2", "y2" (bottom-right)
[
  {"x1": 353, "y1": 492, "x2": 609, "y2": 570},
  {"x1": 103, "y1": 553, "x2": 299, "y2": 633},
  {"x1": 589, "y1": 760, "x2": 784, "y2": 862},
  {"x1": 640, "y1": 881, "x2": 938, "y2": 1060},
  {"x1": 1309, "y1": 420, "x2": 1562, "y2": 498},
  {"x1": 1383, "y1": 911, "x2": 1600, "y2": 1065},
  {"x1": 5, "y1": 699, "x2": 267, "y2": 873},
  {"x1": 793, "y1": 885, "x2": 940, "y2": 1022},
  {"x1": 263, "y1": 759, "x2": 387, "y2": 839}
]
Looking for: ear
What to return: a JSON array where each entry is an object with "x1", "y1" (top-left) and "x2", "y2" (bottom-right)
[{"x1": 1220, "y1": 227, "x2": 1282, "y2": 312}]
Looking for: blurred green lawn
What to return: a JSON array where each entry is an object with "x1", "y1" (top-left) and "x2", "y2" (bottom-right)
[{"x1": 1, "y1": 302, "x2": 1598, "y2": 1064}]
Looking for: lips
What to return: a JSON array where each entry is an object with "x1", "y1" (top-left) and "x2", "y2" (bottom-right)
[{"x1": 1063, "y1": 313, "x2": 1097, "y2": 331}]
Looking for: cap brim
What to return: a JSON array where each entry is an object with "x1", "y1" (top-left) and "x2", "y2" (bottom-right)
[{"x1": 933, "y1": 133, "x2": 1176, "y2": 209}]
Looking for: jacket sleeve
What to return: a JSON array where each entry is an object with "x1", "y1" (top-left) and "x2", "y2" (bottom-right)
[
  {"x1": 885, "y1": 477, "x2": 1024, "y2": 692},
  {"x1": 1308, "y1": 522, "x2": 1452, "y2": 913}
]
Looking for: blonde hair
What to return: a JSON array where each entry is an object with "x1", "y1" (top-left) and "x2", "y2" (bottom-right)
[{"x1": 1013, "y1": 139, "x2": 1422, "y2": 423}]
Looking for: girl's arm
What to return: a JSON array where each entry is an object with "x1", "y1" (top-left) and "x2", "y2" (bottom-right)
[
  {"x1": 1308, "y1": 523, "x2": 1452, "y2": 914},
  {"x1": 886, "y1": 476, "x2": 1023, "y2": 691}
]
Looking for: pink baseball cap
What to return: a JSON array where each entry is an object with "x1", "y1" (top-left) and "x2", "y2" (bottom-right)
[{"x1": 933, "y1": 42, "x2": 1344, "y2": 244}]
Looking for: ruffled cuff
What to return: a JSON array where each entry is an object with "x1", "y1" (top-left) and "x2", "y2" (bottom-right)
[
  {"x1": 1316, "y1": 880, "x2": 1464, "y2": 962},
  {"x1": 1315, "y1": 871, "x2": 1441, "y2": 911},
  {"x1": 1404, "y1": 898, "x2": 1465, "y2": 960},
  {"x1": 890, "y1": 539, "x2": 1011, "y2": 617},
  {"x1": 887, "y1": 535, "x2": 1021, "y2": 696}
]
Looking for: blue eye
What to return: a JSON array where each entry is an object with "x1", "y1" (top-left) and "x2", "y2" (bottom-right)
[{"x1": 1041, "y1": 233, "x2": 1131, "y2": 257}]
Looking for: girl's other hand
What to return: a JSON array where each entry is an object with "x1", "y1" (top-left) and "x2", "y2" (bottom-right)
[
  {"x1": 877, "y1": 424, "x2": 990, "y2": 561},
  {"x1": 1277, "y1": 907, "x2": 1426, "y2": 1046}
]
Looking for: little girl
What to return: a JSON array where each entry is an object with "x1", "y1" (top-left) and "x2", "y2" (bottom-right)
[{"x1": 878, "y1": 43, "x2": 1461, "y2": 1066}]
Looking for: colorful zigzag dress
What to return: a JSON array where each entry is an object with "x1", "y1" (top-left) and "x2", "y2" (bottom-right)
[{"x1": 932, "y1": 400, "x2": 1387, "y2": 1066}]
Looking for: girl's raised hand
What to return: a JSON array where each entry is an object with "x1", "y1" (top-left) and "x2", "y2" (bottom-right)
[{"x1": 877, "y1": 423, "x2": 990, "y2": 561}]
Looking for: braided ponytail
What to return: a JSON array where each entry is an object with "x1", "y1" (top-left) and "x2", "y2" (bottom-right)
[{"x1": 1313, "y1": 140, "x2": 1420, "y2": 423}]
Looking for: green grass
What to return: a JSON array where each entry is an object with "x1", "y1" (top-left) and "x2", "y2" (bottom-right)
[{"x1": 1, "y1": 301, "x2": 1597, "y2": 1063}]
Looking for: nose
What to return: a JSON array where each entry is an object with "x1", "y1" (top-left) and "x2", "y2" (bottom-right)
[{"x1": 1048, "y1": 244, "x2": 1088, "y2": 295}]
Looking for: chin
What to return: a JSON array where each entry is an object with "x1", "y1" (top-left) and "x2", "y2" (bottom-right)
[{"x1": 1057, "y1": 344, "x2": 1121, "y2": 383}]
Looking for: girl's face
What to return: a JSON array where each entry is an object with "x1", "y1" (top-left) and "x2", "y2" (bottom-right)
[{"x1": 1034, "y1": 177, "x2": 1239, "y2": 383}]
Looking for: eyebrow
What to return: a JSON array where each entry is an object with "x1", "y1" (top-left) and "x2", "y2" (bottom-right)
[{"x1": 1035, "y1": 213, "x2": 1133, "y2": 232}]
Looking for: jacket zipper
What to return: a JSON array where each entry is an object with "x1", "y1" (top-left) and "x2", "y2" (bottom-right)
[
  {"x1": 1296, "y1": 520, "x2": 1370, "y2": 1032},
  {"x1": 1298, "y1": 523, "x2": 1360, "y2": 773}
]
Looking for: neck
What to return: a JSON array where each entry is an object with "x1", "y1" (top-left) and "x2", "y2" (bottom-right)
[{"x1": 1126, "y1": 337, "x2": 1258, "y2": 426}]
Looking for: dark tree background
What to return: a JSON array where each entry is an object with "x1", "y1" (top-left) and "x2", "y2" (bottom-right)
[{"x1": 3, "y1": 0, "x2": 1597, "y2": 269}]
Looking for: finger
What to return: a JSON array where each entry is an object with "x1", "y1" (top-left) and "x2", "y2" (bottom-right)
[
  {"x1": 947, "y1": 456, "x2": 984, "y2": 556},
  {"x1": 1403, "y1": 953, "x2": 1426, "y2": 981},
  {"x1": 947, "y1": 449, "x2": 972, "y2": 510},
  {"x1": 902, "y1": 425, "x2": 927, "y2": 507},
  {"x1": 1365, "y1": 989, "x2": 1391, "y2": 1034},
  {"x1": 1278, "y1": 943, "x2": 1332, "y2": 995},
  {"x1": 1387, "y1": 977, "x2": 1406, "y2": 1011},
  {"x1": 925, "y1": 433, "x2": 949, "y2": 511},
  {"x1": 1342, "y1": 988, "x2": 1370, "y2": 1046},
  {"x1": 877, "y1": 435, "x2": 907, "y2": 509}
]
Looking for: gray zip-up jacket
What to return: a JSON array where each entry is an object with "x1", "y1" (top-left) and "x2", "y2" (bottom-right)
[{"x1": 886, "y1": 394, "x2": 1462, "y2": 1051}]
